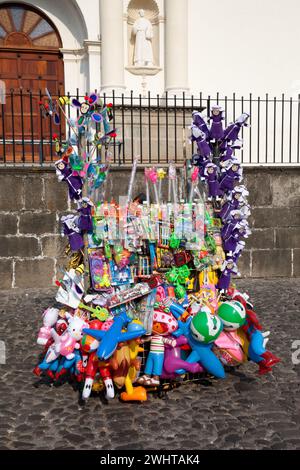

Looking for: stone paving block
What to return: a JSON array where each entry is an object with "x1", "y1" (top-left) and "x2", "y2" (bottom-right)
[
  {"x1": 0, "y1": 259, "x2": 13, "y2": 289},
  {"x1": 275, "y1": 227, "x2": 300, "y2": 249},
  {"x1": 0, "y1": 214, "x2": 18, "y2": 235},
  {"x1": 247, "y1": 229, "x2": 275, "y2": 250},
  {"x1": 251, "y1": 207, "x2": 300, "y2": 228},
  {"x1": 44, "y1": 176, "x2": 69, "y2": 212},
  {"x1": 14, "y1": 258, "x2": 55, "y2": 288},
  {"x1": 24, "y1": 177, "x2": 44, "y2": 211},
  {"x1": 244, "y1": 171, "x2": 272, "y2": 207},
  {"x1": 0, "y1": 175, "x2": 24, "y2": 210},
  {"x1": 271, "y1": 171, "x2": 300, "y2": 207},
  {"x1": 0, "y1": 236, "x2": 41, "y2": 257},
  {"x1": 19, "y1": 213, "x2": 56, "y2": 235},
  {"x1": 293, "y1": 249, "x2": 300, "y2": 277},
  {"x1": 252, "y1": 249, "x2": 292, "y2": 277},
  {"x1": 40, "y1": 235, "x2": 66, "y2": 258}
]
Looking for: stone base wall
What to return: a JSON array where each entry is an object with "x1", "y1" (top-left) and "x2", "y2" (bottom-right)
[{"x1": 0, "y1": 166, "x2": 299, "y2": 289}]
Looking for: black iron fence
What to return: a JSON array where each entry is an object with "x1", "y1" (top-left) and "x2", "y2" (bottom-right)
[{"x1": 1, "y1": 89, "x2": 300, "y2": 166}]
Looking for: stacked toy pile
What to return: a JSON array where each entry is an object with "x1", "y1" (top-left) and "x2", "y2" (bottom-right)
[{"x1": 33, "y1": 94, "x2": 280, "y2": 402}]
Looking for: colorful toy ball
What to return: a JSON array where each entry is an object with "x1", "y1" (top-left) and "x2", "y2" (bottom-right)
[
  {"x1": 190, "y1": 310, "x2": 223, "y2": 344},
  {"x1": 217, "y1": 301, "x2": 246, "y2": 331}
]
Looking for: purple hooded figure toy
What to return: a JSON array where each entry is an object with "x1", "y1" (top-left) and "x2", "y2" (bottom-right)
[
  {"x1": 191, "y1": 126, "x2": 212, "y2": 157},
  {"x1": 55, "y1": 159, "x2": 83, "y2": 200},
  {"x1": 209, "y1": 105, "x2": 224, "y2": 141},
  {"x1": 219, "y1": 161, "x2": 243, "y2": 193},
  {"x1": 216, "y1": 258, "x2": 240, "y2": 292},
  {"x1": 232, "y1": 240, "x2": 246, "y2": 263},
  {"x1": 61, "y1": 214, "x2": 84, "y2": 252},
  {"x1": 191, "y1": 153, "x2": 211, "y2": 181},
  {"x1": 77, "y1": 197, "x2": 93, "y2": 232},
  {"x1": 222, "y1": 113, "x2": 249, "y2": 146},
  {"x1": 192, "y1": 111, "x2": 210, "y2": 139},
  {"x1": 204, "y1": 162, "x2": 222, "y2": 200}
]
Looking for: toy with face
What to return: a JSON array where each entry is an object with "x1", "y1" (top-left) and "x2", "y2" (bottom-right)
[
  {"x1": 45, "y1": 313, "x2": 88, "y2": 363},
  {"x1": 137, "y1": 311, "x2": 178, "y2": 386},
  {"x1": 204, "y1": 163, "x2": 222, "y2": 200},
  {"x1": 55, "y1": 159, "x2": 83, "y2": 200},
  {"x1": 216, "y1": 258, "x2": 239, "y2": 292},
  {"x1": 209, "y1": 105, "x2": 224, "y2": 141},
  {"x1": 170, "y1": 309, "x2": 225, "y2": 378},
  {"x1": 219, "y1": 162, "x2": 243, "y2": 193},
  {"x1": 61, "y1": 214, "x2": 84, "y2": 252},
  {"x1": 78, "y1": 197, "x2": 93, "y2": 232}
]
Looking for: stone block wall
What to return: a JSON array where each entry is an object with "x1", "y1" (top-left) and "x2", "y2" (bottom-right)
[{"x1": 0, "y1": 166, "x2": 299, "y2": 289}]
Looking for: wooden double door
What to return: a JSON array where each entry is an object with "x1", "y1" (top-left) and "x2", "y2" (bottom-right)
[{"x1": 0, "y1": 49, "x2": 64, "y2": 162}]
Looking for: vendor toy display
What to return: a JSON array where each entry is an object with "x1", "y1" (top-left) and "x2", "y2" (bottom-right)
[{"x1": 33, "y1": 94, "x2": 280, "y2": 402}]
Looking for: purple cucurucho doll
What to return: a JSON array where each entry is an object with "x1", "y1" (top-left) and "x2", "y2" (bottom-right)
[
  {"x1": 223, "y1": 229, "x2": 241, "y2": 255},
  {"x1": 209, "y1": 105, "x2": 224, "y2": 141},
  {"x1": 221, "y1": 219, "x2": 240, "y2": 240},
  {"x1": 61, "y1": 214, "x2": 84, "y2": 251},
  {"x1": 219, "y1": 198, "x2": 241, "y2": 222},
  {"x1": 219, "y1": 162, "x2": 242, "y2": 193},
  {"x1": 232, "y1": 240, "x2": 246, "y2": 263},
  {"x1": 77, "y1": 197, "x2": 93, "y2": 232},
  {"x1": 204, "y1": 163, "x2": 222, "y2": 200},
  {"x1": 216, "y1": 258, "x2": 240, "y2": 292},
  {"x1": 191, "y1": 126, "x2": 211, "y2": 157},
  {"x1": 192, "y1": 153, "x2": 211, "y2": 180},
  {"x1": 192, "y1": 111, "x2": 210, "y2": 139},
  {"x1": 55, "y1": 159, "x2": 83, "y2": 200},
  {"x1": 222, "y1": 113, "x2": 249, "y2": 144}
]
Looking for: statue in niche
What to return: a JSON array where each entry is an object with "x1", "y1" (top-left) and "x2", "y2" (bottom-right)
[{"x1": 132, "y1": 9, "x2": 154, "y2": 67}]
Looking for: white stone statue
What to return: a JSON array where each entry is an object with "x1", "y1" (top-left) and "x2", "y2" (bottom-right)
[{"x1": 132, "y1": 9, "x2": 154, "y2": 67}]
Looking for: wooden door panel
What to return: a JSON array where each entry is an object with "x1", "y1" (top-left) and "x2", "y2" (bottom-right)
[{"x1": 0, "y1": 50, "x2": 64, "y2": 162}]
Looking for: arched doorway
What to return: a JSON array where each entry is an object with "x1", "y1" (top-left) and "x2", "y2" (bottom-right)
[{"x1": 0, "y1": 2, "x2": 64, "y2": 162}]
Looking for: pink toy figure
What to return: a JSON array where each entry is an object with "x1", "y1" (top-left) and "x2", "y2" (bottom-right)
[
  {"x1": 213, "y1": 331, "x2": 246, "y2": 366},
  {"x1": 37, "y1": 308, "x2": 60, "y2": 346},
  {"x1": 145, "y1": 167, "x2": 159, "y2": 204},
  {"x1": 46, "y1": 314, "x2": 88, "y2": 363}
]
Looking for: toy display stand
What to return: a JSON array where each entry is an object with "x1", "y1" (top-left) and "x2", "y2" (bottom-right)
[{"x1": 33, "y1": 93, "x2": 280, "y2": 403}]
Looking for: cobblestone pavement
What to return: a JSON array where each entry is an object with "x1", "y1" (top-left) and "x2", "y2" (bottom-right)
[{"x1": 0, "y1": 279, "x2": 300, "y2": 450}]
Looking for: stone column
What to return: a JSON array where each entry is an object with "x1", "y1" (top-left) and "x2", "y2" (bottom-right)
[
  {"x1": 164, "y1": 0, "x2": 190, "y2": 96},
  {"x1": 100, "y1": 0, "x2": 126, "y2": 95}
]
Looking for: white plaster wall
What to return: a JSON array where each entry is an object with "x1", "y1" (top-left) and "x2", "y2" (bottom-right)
[{"x1": 188, "y1": 0, "x2": 300, "y2": 99}]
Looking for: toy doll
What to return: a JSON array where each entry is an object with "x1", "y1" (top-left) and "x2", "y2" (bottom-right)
[
  {"x1": 137, "y1": 310, "x2": 178, "y2": 386},
  {"x1": 61, "y1": 214, "x2": 84, "y2": 251},
  {"x1": 204, "y1": 163, "x2": 222, "y2": 200},
  {"x1": 192, "y1": 153, "x2": 211, "y2": 181},
  {"x1": 216, "y1": 258, "x2": 240, "y2": 292},
  {"x1": 191, "y1": 126, "x2": 212, "y2": 157},
  {"x1": 209, "y1": 105, "x2": 224, "y2": 141},
  {"x1": 219, "y1": 161, "x2": 243, "y2": 193},
  {"x1": 55, "y1": 158, "x2": 83, "y2": 200},
  {"x1": 192, "y1": 111, "x2": 210, "y2": 139},
  {"x1": 77, "y1": 197, "x2": 93, "y2": 232},
  {"x1": 222, "y1": 113, "x2": 249, "y2": 145}
]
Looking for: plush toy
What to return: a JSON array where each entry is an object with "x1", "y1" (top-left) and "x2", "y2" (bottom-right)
[{"x1": 204, "y1": 162, "x2": 222, "y2": 200}]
